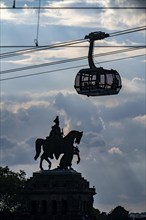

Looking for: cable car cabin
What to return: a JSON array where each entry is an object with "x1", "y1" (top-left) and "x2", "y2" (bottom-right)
[{"x1": 74, "y1": 68, "x2": 122, "y2": 97}]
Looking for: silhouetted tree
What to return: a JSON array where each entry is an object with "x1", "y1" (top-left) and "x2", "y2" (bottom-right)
[
  {"x1": 108, "y1": 205, "x2": 129, "y2": 220},
  {"x1": 91, "y1": 208, "x2": 101, "y2": 219},
  {"x1": 90, "y1": 208, "x2": 108, "y2": 220},
  {"x1": 0, "y1": 166, "x2": 26, "y2": 212},
  {"x1": 100, "y1": 212, "x2": 108, "y2": 220}
]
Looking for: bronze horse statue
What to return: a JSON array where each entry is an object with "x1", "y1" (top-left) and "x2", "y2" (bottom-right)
[{"x1": 34, "y1": 130, "x2": 83, "y2": 170}]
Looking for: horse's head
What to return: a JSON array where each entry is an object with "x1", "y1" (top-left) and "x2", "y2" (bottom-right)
[
  {"x1": 64, "y1": 130, "x2": 83, "y2": 146},
  {"x1": 75, "y1": 131, "x2": 83, "y2": 145}
]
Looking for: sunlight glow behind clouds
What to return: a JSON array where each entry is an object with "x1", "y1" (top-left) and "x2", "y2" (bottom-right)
[
  {"x1": 123, "y1": 77, "x2": 145, "y2": 94},
  {"x1": 133, "y1": 114, "x2": 146, "y2": 126},
  {"x1": 1, "y1": 0, "x2": 145, "y2": 29},
  {"x1": 108, "y1": 147, "x2": 123, "y2": 155}
]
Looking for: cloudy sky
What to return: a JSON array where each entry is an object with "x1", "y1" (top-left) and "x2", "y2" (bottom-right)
[{"x1": 0, "y1": 0, "x2": 146, "y2": 213}]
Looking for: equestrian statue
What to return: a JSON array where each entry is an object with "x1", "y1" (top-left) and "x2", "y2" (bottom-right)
[{"x1": 34, "y1": 116, "x2": 83, "y2": 170}]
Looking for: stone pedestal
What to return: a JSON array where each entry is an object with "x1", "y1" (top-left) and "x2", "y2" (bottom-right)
[{"x1": 24, "y1": 169, "x2": 96, "y2": 220}]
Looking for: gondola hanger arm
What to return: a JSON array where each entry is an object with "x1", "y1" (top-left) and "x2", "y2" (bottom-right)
[{"x1": 85, "y1": 32, "x2": 109, "y2": 69}]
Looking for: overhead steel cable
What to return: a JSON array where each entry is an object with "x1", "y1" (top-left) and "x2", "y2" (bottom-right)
[
  {"x1": 1, "y1": 53, "x2": 145, "y2": 82},
  {"x1": 109, "y1": 25, "x2": 146, "y2": 35},
  {"x1": 1, "y1": 45, "x2": 145, "y2": 60},
  {"x1": 0, "y1": 39, "x2": 87, "y2": 59},
  {"x1": 109, "y1": 26, "x2": 146, "y2": 37},
  {"x1": 0, "y1": 39, "x2": 86, "y2": 53},
  {"x1": 1, "y1": 45, "x2": 146, "y2": 49},
  {"x1": 0, "y1": 25, "x2": 145, "y2": 58},
  {"x1": 0, "y1": 47, "x2": 144, "y2": 75},
  {"x1": 0, "y1": 6, "x2": 146, "y2": 10}
]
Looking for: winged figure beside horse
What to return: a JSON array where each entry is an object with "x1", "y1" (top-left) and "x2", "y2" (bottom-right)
[{"x1": 34, "y1": 116, "x2": 83, "y2": 170}]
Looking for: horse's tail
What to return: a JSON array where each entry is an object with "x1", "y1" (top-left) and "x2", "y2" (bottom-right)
[{"x1": 34, "y1": 139, "x2": 43, "y2": 160}]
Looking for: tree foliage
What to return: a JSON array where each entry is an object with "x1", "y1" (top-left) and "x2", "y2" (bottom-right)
[
  {"x1": 108, "y1": 205, "x2": 129, "y2": 220},
  {"x1": 0, "y1": 166, "x2": 26, "y2": 212},
  {"x1": 91, "y1": 206, "x2": 130, "y2": 220},
  {"x1": 91, "y1": 208, "x2": 108, "y2": 220}
]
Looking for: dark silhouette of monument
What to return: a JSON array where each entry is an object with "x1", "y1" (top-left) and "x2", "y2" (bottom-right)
[{"x1": 24, "y1": 116, "x2": 96, "y2": 220}]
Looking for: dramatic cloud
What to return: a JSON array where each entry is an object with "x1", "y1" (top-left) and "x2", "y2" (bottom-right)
[
  {"x1": 1, "y1": 88, "x2": 145, "y2": 212},
  {"x1": 0, "y1": 92, "x2": 105, "y2": 142},
  {"x1": 78, "y1": 147, "x2": 145, "y2": 212},
  {"x1": 1, "y1": 0, "x2": 145, "y2": 29},
  {"x1": 1, "y1": 136, "x2": 36, "y2": 166}
]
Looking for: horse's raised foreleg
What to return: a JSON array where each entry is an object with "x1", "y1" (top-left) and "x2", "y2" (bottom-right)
[
  {"x1": 76, "y1": 152, "x2": 80, "y2": 164},
  {"x1": 73, "y1": 147, "x2": 80, "y2": 164}
]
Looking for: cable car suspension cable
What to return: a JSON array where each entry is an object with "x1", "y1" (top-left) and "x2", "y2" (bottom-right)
[
  {"x1": 0, "y1": 25, "x2": 145, "y2": 58},
  {"x1": 0, "y1": 47, "x2": 144, "y2": 75},
  {"x1": 1, "y1": 6, "x2": 146, "y2": 10},
  {"x1": 1, "y1": 53, "x2": 145, "y2": 82},
  {"x1": 109, "y1": 26, "x2": 146, "y2": 37},
  {"x1": 0, "y1": 39, "x2": 87, "y2": 59},
  {"x1": 109, "y1": 25, "x2": 146, "y2": 35}
]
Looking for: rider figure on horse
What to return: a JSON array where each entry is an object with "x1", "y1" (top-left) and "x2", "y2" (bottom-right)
[
  {"x1": 46, "y1": 116, "x2": 63, "y2": 159},
  {"x1": 49, "y1": 116, "x2": 63, "y2": 139}
]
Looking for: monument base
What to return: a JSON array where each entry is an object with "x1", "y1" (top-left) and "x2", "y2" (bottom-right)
[{"x1": 24, "y1": 168, "x2": 96, "y2": 220}]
